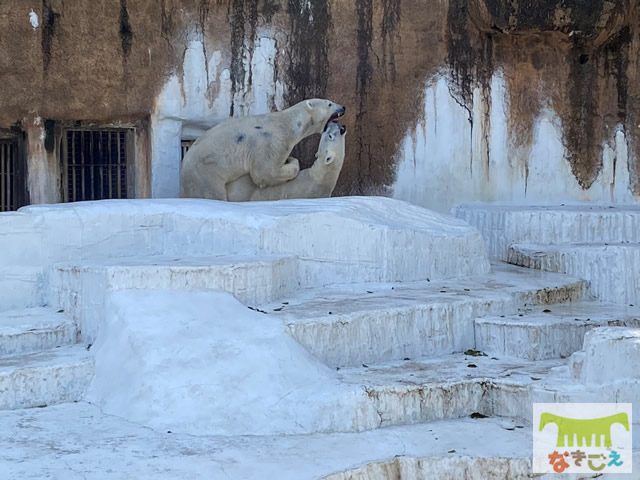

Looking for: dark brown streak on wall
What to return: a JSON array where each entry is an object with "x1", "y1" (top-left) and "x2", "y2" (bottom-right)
[
  {"x1": 627, "y1": 3, "x2": 640, "y2": 194},
  {"x1": 602, "y1": 27, "x2": 631, "y2": 194},
  {"x1": 160, "y1": 0, "x2": 176, "y2": 46},
  {"x1": 352, "y1": 0, "x2": 373, "y2": 194},
  {"x1": 228, "y1": 0, "x2": 246, "y2": 117},
  {"x1": 223, "y1": 0, "x2": 281, "y2": 117},
  {"x1": 446, "y1": 0, "x2": 494, "y2": 178},
  {"x1": 41, "y1": 0, "x2": 60, "y2": 72},
  {"x1": 565, "y1": 38, "x2": 601, "y2": 189},
  {"x1": 381, "y1": 0, "x2": 401, "y2": 83},
  {"x1": 285, "y1": 0, "x2": 331, "y2": 168},
  {"x1": 246, "y1": 1, "x2": 259, "y2": 92},
  {"x1": 197, "y1": 0, "x2": 212, "y2": 106},
  {"x1": 119, "y1": 0, "x2": 134, "y2": 60}
]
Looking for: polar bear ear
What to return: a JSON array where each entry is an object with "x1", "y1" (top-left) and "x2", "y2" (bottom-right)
[
  {"x1": 306, "y1": 100, "x2": 314, "y2": 110},
  {"x1": 325, "y1": 155, "x2": 334, "y2": 165}
]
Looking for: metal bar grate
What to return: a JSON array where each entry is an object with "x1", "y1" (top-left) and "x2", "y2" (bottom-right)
[
  {"x1": 0, "y1": 140, "x2": 17, "y2": 212},
  {"x1": 64, "y1": 130, "x2": 129, "y2": 202},
  {"x1": 181, "y1": 140, "x2": 194, "y2": 161}
]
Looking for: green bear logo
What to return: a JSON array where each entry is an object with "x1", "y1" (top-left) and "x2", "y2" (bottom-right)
[{"x1": 539, "y1": 412, "x2": 630, "y2": 447}]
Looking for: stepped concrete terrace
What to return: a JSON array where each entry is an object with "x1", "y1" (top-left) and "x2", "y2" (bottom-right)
[{"x1": 0, "y1": 197, "x2": 638, "y2": 479}]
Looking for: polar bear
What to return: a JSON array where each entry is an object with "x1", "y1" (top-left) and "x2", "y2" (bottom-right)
[
  {"x1": 226, "y1": 122, "x2": 347, "y2": 202},
  {"x1": 179, "y1": 99, "x2": 346, "y2": 200}
]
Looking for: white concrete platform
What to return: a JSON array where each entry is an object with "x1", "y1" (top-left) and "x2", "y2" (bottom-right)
[
  {"x1": 0, "y1": 307, "x2": 76, "y2": 356},
  {"x1": 508, "y1": 243, "x2": 640, "y2": 304},
  {"x1": 453, "y1": 204, "x2": 640, "y2": 260},
  {"x1": 3, "y1": 197, "x2": 490, "y2": 284},
  {"x1": 0, "y1": 402, "x2": 636, "y2": 480},
  {"x1": 49, "y1": 255, "x2": 299, "y2": 342},
  {"x1": 476, "y1": 301, "x2": 640, "y2": 360},
  {"x1": 1, "y1": 199, "x2": 638, "y2": 478},
  {"x1": 266, "y1": 263, "x2": 586, "y2": 367},
  {"x1": 0, "y1": 345, "x2": 92, "y2": 410}
]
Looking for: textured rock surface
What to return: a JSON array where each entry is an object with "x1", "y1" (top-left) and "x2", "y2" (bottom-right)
[{"x1": 2, "y1": 1, "x2": 640, "y2": 208}]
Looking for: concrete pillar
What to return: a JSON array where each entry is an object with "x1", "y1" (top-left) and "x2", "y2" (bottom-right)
[{"x1": 150, "y1": 117, "x2": 182, "y2": 198}]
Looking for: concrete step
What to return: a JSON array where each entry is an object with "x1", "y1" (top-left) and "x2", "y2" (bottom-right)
[
  {"x1": 339, "y1": 353, "x2": 561, "y2": 428},
  {"x1": 49, "y1": 254, "x2": 300, "y2": 342},
  {"x1": 508, "y1": 242, "x2": 640, "y2": 304},
  {"x1": 5, "y1": 402, "x2": 616, "y2": 480},
  {"x1": 453, "y1": 204, "x2": 640, "y2": 260},
  {"x1": 265, "y1": 263, "x2": 586, "y2": 368},
  {"x1": 344, "y1": 341, "x2": 638, "y2": 431},
  {"x1": 529, "y1": 327, "x2": 640, "y2": 425},
  {"x1": 0, "y1": 345, "x2": 93, "y2": 410},
  {"x1": 475, "y1": 301, "x2": 640, "y2": 361},
  {"x1": 567, "y1": 327, "x2": 640, "y2": 385},
  {"x1": 0, "y1": 307, "x2": 77, "y2": 356}
]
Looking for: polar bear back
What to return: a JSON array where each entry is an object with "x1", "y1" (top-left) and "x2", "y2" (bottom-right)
[{"x1": 226, "y1": 122, "x2": 347, "y2": 202}]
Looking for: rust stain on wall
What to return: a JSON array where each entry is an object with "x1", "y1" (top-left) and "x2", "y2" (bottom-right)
[
  {"x1": 455, "y1": 0, "x2": 640, "y2": 194},
  {"x1": 1, "y1": 0, "x2": 640, "y2": 198}
]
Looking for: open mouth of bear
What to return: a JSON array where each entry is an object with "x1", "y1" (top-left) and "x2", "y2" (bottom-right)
[{"x1": 324, "y1": 111, "x2": 344, "y2": 131}]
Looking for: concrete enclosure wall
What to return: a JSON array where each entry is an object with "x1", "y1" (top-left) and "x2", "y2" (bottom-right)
[{"x1": 1, "y1": 1, "x2": 639, "y2": 211}]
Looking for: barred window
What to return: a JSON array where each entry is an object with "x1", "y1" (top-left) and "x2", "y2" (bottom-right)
[{"x1": 61, "y1": 129, "x2": 133, "y2": 202}]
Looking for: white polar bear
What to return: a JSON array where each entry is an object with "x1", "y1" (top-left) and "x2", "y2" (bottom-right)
[
  {"x1": 179, "y1": 99, "x2": 346, "y2": 201},
  {"x1": 226, "y1": 122, "x2": 347, "y2": 202}
]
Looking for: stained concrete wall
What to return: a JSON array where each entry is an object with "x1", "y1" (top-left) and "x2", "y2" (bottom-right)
[{"x1": 0, "y1": 1, "x2": 638, "y2": 211}]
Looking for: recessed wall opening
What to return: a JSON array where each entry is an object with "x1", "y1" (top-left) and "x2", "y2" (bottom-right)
[
  {"x1": 181, "y1": 140, "x2": 195, "y2": 161},
  {"x1": 0, "y1": 133, "x2": 27, "y2": 211},
  {"x1": 60, "y1": 128, "x2": 134, "y2": 202}
]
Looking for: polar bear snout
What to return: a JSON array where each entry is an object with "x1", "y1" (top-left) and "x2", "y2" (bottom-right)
[
  {"x1": 340, "y1": 125, "x2": 347, "y2": 135},
  {"x1": 332, "y1": 105, "x2": 346, "y2": 119}
]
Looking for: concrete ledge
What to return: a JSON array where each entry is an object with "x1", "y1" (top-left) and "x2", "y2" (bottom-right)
[
  {"x1": 0, "y1": 308, "x2": 76, "y2": 356},
  {"x1": 508, "y1": 243, "x2": 640, "y2": 304},
  {"x1": 269, "y1": 264, "x2": 586, "y2": 367},
  {"x1": 0, "y1": 346, "x2": 92, "y2": 410},
  {"x1": 49, "y1": 255, "x2": 299, "y2": 343},
  {"x1": 453, "y1": 204, "x2": 640, "y2": 261},
  {"x1": 578, "y1": 327, "x2": 640, "y2": 385},
  {"x1": 475, "y1": 302, "x2": 640, "y2": 361}
]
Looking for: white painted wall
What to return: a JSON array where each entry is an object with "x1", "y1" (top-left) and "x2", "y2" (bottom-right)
[
  {"x1": 392, "y1": 73, "x2": 637, "y2": 213},
  {"x1": 151, "y1": 33, "x2": 284, "y2": 198}
]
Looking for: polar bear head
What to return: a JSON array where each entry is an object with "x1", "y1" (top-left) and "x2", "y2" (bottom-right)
[
  {"x1": 301, "y1": 98, "x2": 346, "y2": 134},
  {"x1": 315, "y1": 121, "x2": 347, "y2": 168}
]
